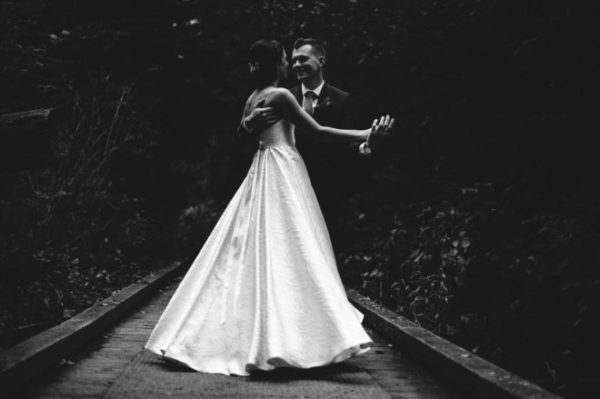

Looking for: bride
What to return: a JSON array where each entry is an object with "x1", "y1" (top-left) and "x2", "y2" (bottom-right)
[{"x1": 145, "y1": 39, "x2": 394, "y2": 376}]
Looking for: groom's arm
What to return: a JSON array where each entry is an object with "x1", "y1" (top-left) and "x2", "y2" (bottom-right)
[
  {"x1": 341, "y1": 94, "x2": 395, "y2": 156},
  {"x1": 238, "y1": 106, "x2": 280, "y2": 136},
  {"x1": 339, "y1": 93, "x2": 372, "y2": 156}
]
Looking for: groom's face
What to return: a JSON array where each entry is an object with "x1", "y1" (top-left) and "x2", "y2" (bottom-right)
[{"x1": 291, "y1": 44, "x2": 324, "y2": 83}]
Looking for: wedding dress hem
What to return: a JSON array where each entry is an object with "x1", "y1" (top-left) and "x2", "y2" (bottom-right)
[{"x1": 146, "y1": 340, "x2": 373, "y2": 377}]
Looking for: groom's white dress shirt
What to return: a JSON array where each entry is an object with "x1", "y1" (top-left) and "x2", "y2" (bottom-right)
[{"x1": 301, "y1": 81, "x2": 325, "y2": 111}]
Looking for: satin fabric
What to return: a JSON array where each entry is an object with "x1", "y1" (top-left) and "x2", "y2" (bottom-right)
[{"x1": 145, "y1": 117, "x2": 372, "y2": 376}]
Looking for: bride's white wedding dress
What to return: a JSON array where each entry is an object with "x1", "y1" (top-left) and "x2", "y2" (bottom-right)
[{"x1": 145, "y1": 110, "x2": 373, "y2": 376}]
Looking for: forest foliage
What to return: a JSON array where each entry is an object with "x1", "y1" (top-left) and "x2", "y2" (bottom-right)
[{"x1": 1, "y1": 0, "x2": 599, "y2": 397}]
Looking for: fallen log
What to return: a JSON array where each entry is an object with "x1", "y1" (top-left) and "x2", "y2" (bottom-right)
[{"x1": 0, "y1": 108, "x2": 57, "y2": 171}]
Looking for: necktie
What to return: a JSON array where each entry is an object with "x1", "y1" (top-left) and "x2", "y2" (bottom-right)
[{"x1": 303, "y1": 91, "x2": 317, "y2": 115}]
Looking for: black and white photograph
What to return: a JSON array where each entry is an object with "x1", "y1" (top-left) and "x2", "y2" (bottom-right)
[{"x1": 1, "y1": 1, "x2": 598, "y2": 398}]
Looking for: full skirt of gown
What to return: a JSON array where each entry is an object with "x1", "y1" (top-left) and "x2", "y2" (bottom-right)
[{"x1": 145, "y1": 144, "x2": 372, "y2": 376}]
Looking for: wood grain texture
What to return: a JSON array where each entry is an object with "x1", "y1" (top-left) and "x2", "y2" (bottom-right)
[
  {"x1": 347, "y1": 289, "x2": 560, "y2": 399},
  {"x1": 21, "y1": 280, "x2": 466, "y2": 398},
  {"x1": 0, "y1": 261, "x2": 186, "y2": 395}
]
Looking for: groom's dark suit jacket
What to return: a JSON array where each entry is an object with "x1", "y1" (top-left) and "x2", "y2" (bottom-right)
[{"x1": 290, "y1": 83, "x2": 363, "y2": 244}]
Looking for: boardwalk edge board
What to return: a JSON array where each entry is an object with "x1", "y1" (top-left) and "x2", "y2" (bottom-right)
[
  {"x1": 346, "y1": 289, "x2": 561, "y2": 399},
  {"x1": 0, "y1": 260, "x2": 186, "y2": 393}
]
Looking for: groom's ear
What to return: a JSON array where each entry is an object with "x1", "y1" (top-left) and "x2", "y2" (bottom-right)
[{"x1": 318, "y1": 56, "x2": 326, "y2": 66}]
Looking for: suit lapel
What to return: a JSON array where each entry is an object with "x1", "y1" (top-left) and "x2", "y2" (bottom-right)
[{"x1": 318, "y1": 82, "x2": 330, "y2": 103}]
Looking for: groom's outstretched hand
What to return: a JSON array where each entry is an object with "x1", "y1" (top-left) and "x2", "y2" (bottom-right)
[
  {"x1": 244, "y1": 99, "x2": 282, "y2": 134},
  {"x1": 367, "y1": 114, "x2": 395, "y2": 153}
]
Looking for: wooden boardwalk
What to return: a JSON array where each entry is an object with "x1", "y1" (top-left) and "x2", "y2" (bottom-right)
[{"x1": 21, "y1": 277, "x2": 466, "y2": 398}]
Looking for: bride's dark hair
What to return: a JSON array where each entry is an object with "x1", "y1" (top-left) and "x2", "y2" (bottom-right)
[{"x1": 248, "y1": 39, "x2": 284, "y2": 88}]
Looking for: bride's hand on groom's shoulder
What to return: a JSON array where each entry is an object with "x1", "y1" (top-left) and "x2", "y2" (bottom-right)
[{"x1": 367, "y1": 114, "x2": 395, "y2": 153}]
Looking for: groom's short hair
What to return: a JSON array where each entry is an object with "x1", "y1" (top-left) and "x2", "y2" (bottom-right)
[{"x1": 293, "y1": 38, "x2": 326, "y2": 59}]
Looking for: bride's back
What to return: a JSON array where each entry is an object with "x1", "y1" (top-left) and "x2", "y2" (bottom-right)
[{"x1": 246, "y1": 87, "x2": 295, "y2": 148}]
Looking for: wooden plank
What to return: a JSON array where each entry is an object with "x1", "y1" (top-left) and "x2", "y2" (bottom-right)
[
  {"x1": 0, "y1": 108, "x2": 53, "y2": 124},
  {"x1": 0, "y1": 261, "x2": 187, "y2": 395},
  {"x1": 347, "y1": 289, "x2": 560, "y2": 399},
  {"x1": 29, "y1": 393, "x2": 100, "y2": 399},
  {"x1": 355, "y1": 331, "x2": 463, "y2": 399},
  {"x1": 21, "y1": 285, "x2": 179, "y2": 398},
  {"x1": 31, "y1": 383, "x2": 108, "y2": 396},
  {"x1": 85, "y1": 350, "x2": 140, "y2": 360},
  {"x1": 0, "y1": 322, "x2": 58, "y2": 348},
  {"x1": 21, "y1": 281, "x2": 466, "y2": 399}
]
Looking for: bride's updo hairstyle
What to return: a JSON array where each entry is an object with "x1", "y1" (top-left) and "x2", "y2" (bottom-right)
[{"x1": 248, "y1": 39, "x2": 284, "y2": 88}]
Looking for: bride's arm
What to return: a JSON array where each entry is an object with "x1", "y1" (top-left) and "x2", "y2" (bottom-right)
[{"x1": 268, "y1": 88, "x2": 370, "y2": 141}]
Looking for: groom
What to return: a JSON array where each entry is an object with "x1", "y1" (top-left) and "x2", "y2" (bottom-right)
[{"x1": 241, "y1": 38, "x2": 391, "y2": 248}]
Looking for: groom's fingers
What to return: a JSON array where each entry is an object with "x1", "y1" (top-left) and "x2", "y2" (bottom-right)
[
  {"x1": 373, "y1": 116, "x2": 381, "y2": 132},
  {"x1": 388, "y1": 118, "x2": 395, "y2": 132},
  {"x1": 261, "y1": 107, "x2": 278, "y2": 118}
]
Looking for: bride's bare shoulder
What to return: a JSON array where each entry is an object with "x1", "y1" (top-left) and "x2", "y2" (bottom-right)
[
  {"x1": 266, "y1": 87, "x2": 295, "y2": 104},
  {"x1": 270, "y1": 87, "x2": 292, "y2": 96},
  {"x1": 245, "y1": 87, "x2": 293, "y2": 111}
]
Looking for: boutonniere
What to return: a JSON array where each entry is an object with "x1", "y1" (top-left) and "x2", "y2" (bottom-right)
[{"x1": 316, "y1": 96, "x2": 332, "y2": 110}]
